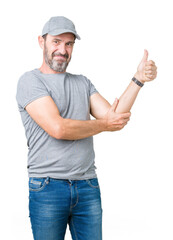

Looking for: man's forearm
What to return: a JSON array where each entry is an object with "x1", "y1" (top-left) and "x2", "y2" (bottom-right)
[
  {"x1": 57, "y1": 76, "x2": 141, "y2": 140},
  {"x1": 58, "y1": 118, "x2": 106, "y2": 140},
  {"x1": 115, "y1": 74, "x2": 142, "y2": 113},
  {"x1": 58, "y1": 74, "x2": 143, "y2": 140}
]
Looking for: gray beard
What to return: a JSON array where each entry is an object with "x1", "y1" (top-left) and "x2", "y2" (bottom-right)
[
  {"x1": 44, "y1": 45, "x2": 69, "y2": 72},
  {"x1": 48, "y1": 59, "x2": 68, "y2": 72}
]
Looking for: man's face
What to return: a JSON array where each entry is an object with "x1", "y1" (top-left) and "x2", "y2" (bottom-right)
[{"x1": 43, "y1": 33, "x2": 75, "y2": 72}]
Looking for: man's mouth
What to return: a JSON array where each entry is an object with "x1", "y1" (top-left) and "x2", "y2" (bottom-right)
[
  {"x1": 53, "y1": 55, "x2": 66, "y2": 60},
  {"x1": 53, "y1": 52, "x2": 68, "y2": 61}
]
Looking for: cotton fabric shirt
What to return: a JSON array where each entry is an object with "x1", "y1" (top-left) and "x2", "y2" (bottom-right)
[{"x1": 16, "y1": 69, "x2": 99, "y2": 180}]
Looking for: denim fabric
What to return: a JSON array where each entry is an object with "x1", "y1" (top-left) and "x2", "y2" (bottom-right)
[{"x1": 28, "y1": 176, "x2": 102, "y2": 240}]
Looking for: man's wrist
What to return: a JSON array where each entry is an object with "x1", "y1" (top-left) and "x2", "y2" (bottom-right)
[
  {"x1": 98, "y1": 118, "x2": 107, "y2": 132},
  {"x1": 134, "y1": 72, "x2": 145, "y2": 84},
  {"x1": 132, "y1": 77, "x2": 144, "y2": 87}
]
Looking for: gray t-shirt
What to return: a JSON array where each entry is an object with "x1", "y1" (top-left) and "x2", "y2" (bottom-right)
[{"x1": 16, "y1": 69, "x2": 99, "y2": 180}]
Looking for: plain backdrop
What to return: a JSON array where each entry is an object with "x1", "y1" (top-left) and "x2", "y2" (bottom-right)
[{"x1": 1, "y1": 0, "x2": 173, "y2": 239}]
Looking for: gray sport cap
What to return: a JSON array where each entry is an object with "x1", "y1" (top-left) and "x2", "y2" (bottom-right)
[{"x1": 41, "y1": 16, "x2": 81, "y2": 40}]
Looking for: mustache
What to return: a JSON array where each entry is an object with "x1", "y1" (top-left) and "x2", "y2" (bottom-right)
[{"x1": 52, "y1": 52, "x2": 69, "y2": 59}]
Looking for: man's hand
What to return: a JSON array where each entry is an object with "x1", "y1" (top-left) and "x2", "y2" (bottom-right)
[
  {"x1": 134, "y1": 49, "x2": 157, "y2": 84},
  {"x1": 103, "y1": 98, "x2": 131, "y2": 131}
]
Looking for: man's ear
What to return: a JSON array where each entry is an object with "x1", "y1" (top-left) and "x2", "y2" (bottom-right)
[{"x1": 38, "y1": 35, "x2": 44, "y2": 49}]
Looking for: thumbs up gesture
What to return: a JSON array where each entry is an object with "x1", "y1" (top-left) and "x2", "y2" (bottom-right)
[{"x1": 134, "y1": 49, "x2": 157, "y2": 84}]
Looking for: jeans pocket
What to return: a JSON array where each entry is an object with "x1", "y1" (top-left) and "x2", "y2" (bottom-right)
[
  {"x1": 29, "y1": 177, "x2": 50, "y2": 192},
  {"x1": 86, "y1": 178, "x2": 100, "y2": 189}
]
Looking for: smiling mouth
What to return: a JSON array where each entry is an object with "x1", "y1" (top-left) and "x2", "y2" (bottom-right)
[{"x1": 53, "y1": 55, "x2": 66, "y2": 60}]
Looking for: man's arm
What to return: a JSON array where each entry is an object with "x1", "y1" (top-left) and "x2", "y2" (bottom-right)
[
  {"x1": 90, "y1": 79, "x2": 144, "y2": 119},
  {"x1": 90, "y1": 93, "x2": 111, "y2": 119},
  {"x1": 90, "y1": 49, "x2": 157, "y2": 119},
  {"x1": 25, "y1": 95, "x2": 130, "y2": 140},
  {"x1": 114, "y1": 78, "x2": 143, "y2": 113}
]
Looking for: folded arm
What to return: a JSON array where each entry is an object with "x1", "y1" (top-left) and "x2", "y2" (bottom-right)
[
  {"x1": 25, "y1": 50, "x2": 157, "y2": 140},
  {"x1": 25, "y1": 96, "x2": 129, "y2": 141},
  {"x1": 25, "y1": 78, "x2": 145, "y2": 141}
]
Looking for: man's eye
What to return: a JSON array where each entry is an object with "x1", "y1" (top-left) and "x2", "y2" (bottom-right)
[{"x1": 66, "y1": 42, "x2": 73, "y2": 46}]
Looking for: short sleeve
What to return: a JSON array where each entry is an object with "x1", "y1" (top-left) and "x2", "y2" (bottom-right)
[
  {"x1": 89, "y1": 79, "x2": 99, "y2": 96},
  {"x1": 81, "y1": 75, "x2": 99, "y2": 96},
  {"x1": 16, "y1": 71, "x2": 50, "y2": 110}
]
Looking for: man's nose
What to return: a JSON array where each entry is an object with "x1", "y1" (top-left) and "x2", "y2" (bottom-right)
[{"x1": 58, "y1": 43, "x2": 67, "y2": 55}]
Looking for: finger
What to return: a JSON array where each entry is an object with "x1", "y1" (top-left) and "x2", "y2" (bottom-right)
[
  {"x1": 111, "y1": 98, "x2": 119, "y2": 111},
  {"x1": 145, "y1": 74, "x2": 153, "y2": 79},
  {"x1": 117, "y1": 118, "x2": 130, "y2": 125},
  {"x1": 120, "y1": 112, "x2": 131, "y2": 119},
  {"x1": 145, "y1": 71, "x2": 155, "y2": 77},
  {"x1": 144, "y1": 77, "x2": 151, "y2": 81},
  {"x1": 140, "y1": 49, "x2": 149, "y2": 64},
  {"x1": 152, "y1": 72, "x2": 157, "y2": 78},
  {"x1": 145, "y1": 65, "x2": 157, "y2": 71},
  {"x1": 145, "y1": 60, "x2": 155, "y2": 66},
  {"x1": 111, "y1": 125, "x2": 122, "y2": 131},
  {"x1": 120, "y1": 122, "x2": 128, "y2": 129},
  {"x1": 145, "y1": 75, "x2": 155, "y2": 81},
  {"x1": 145, "y1": 70, "x2": 157, "y2": 77},
  {"x1": 115, "y1": 123, "x2": 127, "y2": 131},
  {"x1": 123, "y1": 117, "x2": 130, "y2": 121},
  {"x1": 123, "y1": 116, "x2": 130, "y2": 122},
  {"x1": 145, "y1": 67, "x2": 157, "y2": 75},
  {"x1": 145, "y1": 70, "x2": 154, "y2": 75}
]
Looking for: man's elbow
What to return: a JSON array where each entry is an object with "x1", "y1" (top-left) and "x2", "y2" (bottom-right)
[
  {"x1": 53, "y1": 125, "x2": 64, "y2": 139},
  {"x1": 49, "y1": 119, "x2": 64, "y2": 140}
]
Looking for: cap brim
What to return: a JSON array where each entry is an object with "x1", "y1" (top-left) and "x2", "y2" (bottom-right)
[{"x1": 43, "y1": 29, "x2": 81, "y2": 40}]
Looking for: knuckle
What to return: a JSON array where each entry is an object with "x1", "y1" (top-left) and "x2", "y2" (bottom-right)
[
  {"x1": 116, "y1": 126, "x2": 120, "y2": 131},
  {"x1": 150, "y1": 60, "x2": 154, "y2": 64},
  {"x1": 145, "y1": 66, "x2": 151, "y2": 70},
  {"x1": 118, "y1": 115, "x2": 122, "y2": 121}
]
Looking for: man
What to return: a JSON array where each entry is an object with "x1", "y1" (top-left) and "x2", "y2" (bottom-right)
[{"x1": 16, "y1": 16, "x2": 157, "y2": 240}]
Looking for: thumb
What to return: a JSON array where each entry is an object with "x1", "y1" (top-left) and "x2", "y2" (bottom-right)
[
  {"x1": 140, "y1": 49, "x2": 148, "y2": 63},
  {"x1": 111, "y1": 98, "x2": 119, "y2": 111}
]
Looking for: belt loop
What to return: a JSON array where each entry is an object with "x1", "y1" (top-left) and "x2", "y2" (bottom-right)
[
  {"x1": 68, "y1": 179, "x2": 72, "y2": 184},
  {"x1": 45, "y1": 176, "x2": 50, "y2": 184}
]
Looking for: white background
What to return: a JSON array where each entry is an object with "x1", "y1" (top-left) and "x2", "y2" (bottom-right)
[{"x1": 1, "y1": 0, "x2": 173, "y2": 239}]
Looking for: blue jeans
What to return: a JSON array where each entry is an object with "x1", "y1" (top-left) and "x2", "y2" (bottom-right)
[{"x1": 28, "y1": 176, "x2": 103, "y2": 240}]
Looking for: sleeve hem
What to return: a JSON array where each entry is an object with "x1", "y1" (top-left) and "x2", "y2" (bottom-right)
[
  {"x1": 22, "y1": 94, "x2": 50, "y2": 109},
  {"x1": 90, "y1": 90, "x2": 99, "y2": 96}
]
